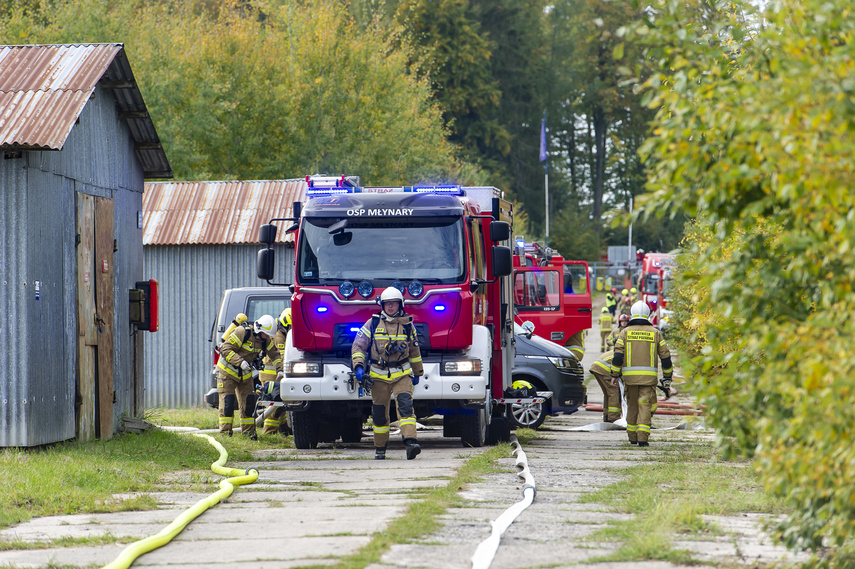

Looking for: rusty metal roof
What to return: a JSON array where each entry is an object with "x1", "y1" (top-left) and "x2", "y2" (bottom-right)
[
  {"x1": 0, "y1": 44, "x2": 172, "y2": 178},
  {"x1": 143, "y1": 180, "x2": 307, "y2": 245}
]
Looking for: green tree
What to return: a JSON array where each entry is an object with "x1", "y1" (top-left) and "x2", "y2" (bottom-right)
[
  {"x1": 0, "y1": 0, "x2": 468, "y2": 185},
  {"x1": 632, "y1": 0, "x2": 855, "y2": 562}
]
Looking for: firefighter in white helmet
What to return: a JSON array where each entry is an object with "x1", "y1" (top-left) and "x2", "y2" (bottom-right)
[
  {"x1": 217, "y1": 314, "x2": 283, "y2": 439},
  {"x1": 259, "y1": 308, "x2": 291, "y2": 435},
  {"x1": 351, "y1": 287, "x2": 424, "y2": 460},
  {"x1": 610, "y1": 301, "x2": 673, "y2": 447}
]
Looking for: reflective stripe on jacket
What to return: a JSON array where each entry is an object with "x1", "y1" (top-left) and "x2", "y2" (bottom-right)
[
  {"x1": 217, "y1": 325, "x2": 283, "y2": 380},
  {"x1": 260, "y1": 328, "x2": 288, "y2": 380},
  {"x1": 611, "y1": 323, "x2": 672, "y2": 386},
  {"x1": 351, "y1": 313, "x2": 424, "y2": 381}
]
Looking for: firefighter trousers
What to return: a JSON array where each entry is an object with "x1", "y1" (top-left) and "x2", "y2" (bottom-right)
[
  {"x1": 259, "y1": 379, "x2": 288, "y2": 435},
  {"x1": 591, "y1": 371, "x2": 622, "y2": 422},
  {"x1": 217, "y1": 374, "x2": 256, "y2": 437},
  {"x1": 370, "y1": 375, "x2": 417, "y2": 448},
  {"x1": 624, "y1": 384, "x2": 656, "y2": 443},
  {"x1": 599, "y1": 330, "x2": 610, "y2": 351}
]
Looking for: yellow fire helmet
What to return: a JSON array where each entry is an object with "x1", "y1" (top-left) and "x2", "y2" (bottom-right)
[{"x1": 278, "y1": 307, "x2": 292, "y2": 328}]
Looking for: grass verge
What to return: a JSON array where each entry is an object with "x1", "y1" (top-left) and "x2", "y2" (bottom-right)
[{"x1": 581, "y1": 442, "x2": 787, "y2": 563}]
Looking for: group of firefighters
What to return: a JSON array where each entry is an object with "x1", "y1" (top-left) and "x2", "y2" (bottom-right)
[{"x1": 213, "y1": 282, "x2": 672, "y2": 454}]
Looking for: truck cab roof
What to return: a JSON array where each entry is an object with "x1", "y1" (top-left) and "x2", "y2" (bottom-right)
[{"x1": 302, "y1": 192, "x2": 467, "y2": 217}]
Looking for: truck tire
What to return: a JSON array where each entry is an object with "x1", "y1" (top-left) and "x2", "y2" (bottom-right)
[
  {"x1": 485, "y1": 416, "x2": 511, "y2": 445},
  {"x1": 461, "y1": 407, "x2": 487, "y2": 447},
  {"x1": 289, "y1": 410, "x2": 318, "y2": 449},
  {"x1": 340, "y1": 417, "x2": 364, "y2": 443}
]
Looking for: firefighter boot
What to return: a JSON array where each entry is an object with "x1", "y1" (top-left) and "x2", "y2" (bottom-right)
[
  {"x1": 404, "y1": 438, "x2": 421, "y2": 460},
  {"x1": 375, "y1": 445, "x2": 387, "y2": 460}
]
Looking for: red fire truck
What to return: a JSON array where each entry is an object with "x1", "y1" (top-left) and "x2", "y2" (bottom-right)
[
  {"x1": 639, "y1": 252, "x2": 675, "y2": 327},
  {"x1": 256, "y1": 176, "x2": 516, "y2": 448},
  {"x1": 511, "y1": 238, "x2": 593, "y2": 349}
]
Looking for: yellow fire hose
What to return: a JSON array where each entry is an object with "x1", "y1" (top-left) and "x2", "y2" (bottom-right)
[{"x1": 102, "y1": 433, "x2": 258, "y2": 569}]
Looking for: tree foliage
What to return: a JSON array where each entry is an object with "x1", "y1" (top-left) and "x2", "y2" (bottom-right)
[
  {"x1": 0, "y1": 0, "x2": 467, "y2": 185},
  {"x1": 632, "y1": 0, "x2": 855, "y2": 562}
]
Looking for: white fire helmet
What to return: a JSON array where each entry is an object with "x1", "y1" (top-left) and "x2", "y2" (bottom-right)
[
  {"x1": 630, "y1": 301, "x2": 651, "y2": 320},
  {"x1": 253, "y1": 314, "x2": 276, "y2": 337}
]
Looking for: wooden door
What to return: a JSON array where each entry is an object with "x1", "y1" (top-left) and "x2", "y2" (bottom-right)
[{"x1": 76, "y1": 193, "x2": 115, "y2": 441}]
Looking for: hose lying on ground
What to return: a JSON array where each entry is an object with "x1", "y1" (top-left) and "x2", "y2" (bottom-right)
[
  {"x1": 102, "y1": 433, "x2": 258, "y2": 569},
  {"x1": 471, "y1": 434, "x2": 536, "y2": 569}
]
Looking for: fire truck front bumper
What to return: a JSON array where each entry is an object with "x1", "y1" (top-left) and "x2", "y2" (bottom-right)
[{"x1": 279, "y1": 361, "x2": 489, "y2": 403}]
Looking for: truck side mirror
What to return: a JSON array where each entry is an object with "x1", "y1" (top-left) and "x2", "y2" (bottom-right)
[
  {"x1": 491, "y1": 245, "x2": 512, "y2": 277},
  {"x1": 292, "y1": 201, "x2": 302, "y2": 220},
  {"x1": 257, "y1": 248, "x2": 275, "y2": 280},
  {"x1": 259, "y1": 224, "x2": 277, "y2": 245},
  {"x1": 490, "y1": 221, "x2": 510, "y2": 242}
]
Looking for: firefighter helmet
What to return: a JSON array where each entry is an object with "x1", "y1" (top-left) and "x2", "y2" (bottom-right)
[
  {"x1": 618, "y1": 314, "x2": 630, "y2": 326},
  {"x1": 601, "y1": 307, "x2": 609, "y2": 313},
  {"x1": 621, "y1": 288, "x2": 629, "y2": 296},
  {"x1": 253, "y1": 314, "x2": 276, "y2": 337},
  {"x1": 379, "y1": 287, "x2": 405, "y2": 316},
  {"x1": 630, "y1": 301, "x2": 651, "y2": 320},
  {"x1": 278, "y1": 308, "x2": 292, "y2": 329},
  {"x1": 630, "y1": 287, "x2": 637, "y2": 295}
]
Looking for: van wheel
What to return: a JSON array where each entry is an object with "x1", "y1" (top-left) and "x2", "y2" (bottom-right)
[
  {"x1": 508, "y1": 401, "x2": 546, "y2": 430},
  {"x1": 289, "y1": 410, "x2": 318, "y2": 449}
]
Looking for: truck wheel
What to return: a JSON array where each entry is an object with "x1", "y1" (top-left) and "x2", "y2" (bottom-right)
[
  {"x1": 289, "y1": 410, "x2": 318, "y2": 449},
  {"x1": 508, "y1": 401, "x2": 546, "y2": 430},
  {"x1": 340, "y1": 417, "x2": 364, "y2": 443},
  {"x1": 486, "y1": 416, "x2": 511, "y2": 445},
  {"x1": 461, "y1": 407, "x2": 487, "y2": 447}
]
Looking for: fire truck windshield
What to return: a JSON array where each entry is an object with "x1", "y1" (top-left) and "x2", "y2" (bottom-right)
[{"x1": 297, "y1": 216, "x2": 466, "y2": 284}]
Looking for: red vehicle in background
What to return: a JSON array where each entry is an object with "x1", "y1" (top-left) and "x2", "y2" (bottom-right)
[
  {"x1": 511, "y1": 238, "x2": 592, "y2": 350},
  {"x1": 639, "y1": 252, "x2": 675, "y2": 327}
]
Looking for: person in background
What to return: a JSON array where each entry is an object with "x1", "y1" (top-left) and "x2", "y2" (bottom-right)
[
  {"x1": 352, "y1": 287, "x2": 424, "y2": 460},
  {"x1": 590, "y1": 350, "x2": 621, "y2": 423},
  {"x1": 605, "y1": 288, "x2": 618, "y2": 317},
  {"x1": 217, "y1": 314, "x2": 282, "y2": 440},
  {"x1": 259, "y1": 308, "x2": 292, "y2": 436},
  {"x1": 619, "y1": 289, "x2": 632, "y2": 318},
  {"x1": 610, "y1": 301, "x2": 673, "y2": 447},
  {"x1": 598, "y1": 307, "x2": 613, "y2": 352},
  {"x1": 607, "y1": 314, "x2": 630, "y2": 350}
]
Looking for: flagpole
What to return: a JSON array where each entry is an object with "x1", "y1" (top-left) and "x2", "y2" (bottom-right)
[{"x1": 544, "y1": 159, "x2": 549, "y2": 247}]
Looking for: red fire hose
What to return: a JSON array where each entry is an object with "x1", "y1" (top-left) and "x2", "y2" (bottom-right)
[{"x1": 584, "y1": 403, "x2": 703, "y2": 416}]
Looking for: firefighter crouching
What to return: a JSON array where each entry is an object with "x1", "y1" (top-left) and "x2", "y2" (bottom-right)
[
  {"x1": 217, "y1": 314, "x2": 283, "y2": 440},
  {"x1": 609, "y1": 301, "x2": 673, "y2": 447},
  {"x1": 352, "y1": 287, "x2": 424, "y2": 460},
  {"x1": 259, "y1": 308, "x2": 292, "y2": 435},
  {"x1": 590, "y1": 350, "x2": 621, "y2": 422}
]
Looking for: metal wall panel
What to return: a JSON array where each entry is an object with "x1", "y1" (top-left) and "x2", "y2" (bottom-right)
[{"x1": 143, "y1": 244, "x2": 294, "y2": 408}]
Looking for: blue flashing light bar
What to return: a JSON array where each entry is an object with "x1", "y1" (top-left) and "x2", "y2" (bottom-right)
[
  {"x1": 305, "y1": 174, "x2": 361, "y2": 196},
  {"x1": 409, "y1": 185, "x2": 464, "y2": 196},
  {"x1": 434, "y1": 305, "x2": 447, "y2": 312},
  {"x1": 317, "y1": 306, "x2": 329, "y2": 313}
]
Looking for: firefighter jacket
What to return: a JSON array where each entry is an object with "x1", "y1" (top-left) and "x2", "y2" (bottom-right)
[
  {"x1": 590, "y1": 350, "x2": 616, "y2": 378},
  {"x1": 610, "y1": 322, "x2": 672, "y2": 386},
  {"x1": 565, "y1": 330, "x2": 585, "y2": 361},
  {"x1": 260, "y1": 327, "x2": 289, "y2": 381},
  {"x1": 606, "y1": 326, "x2": 624, "y2": 348},
  {"x1": 604, "y1": 292, "x2": 617, "y2": 311},
  {"x1": 598, "y1": 312, "x2": 614, "y2": 331},
  {"x1": 218, "y1": 324, "x2": 283, "y2": 381},
  {"x1": 351, "y1": 313, "x2": 424, "y2": 381},
  {"x1": 618, "y1": 296, "x2": 632, "y2": 316}
]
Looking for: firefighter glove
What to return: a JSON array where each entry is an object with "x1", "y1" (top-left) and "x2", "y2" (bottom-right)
[
  {"x1": 240, "y1": 360, "x2": 252, "y2": 373},
  {"x1": 412, "y1": 375, "x2": 420, "y2": 386},
  {"x1": 276, "y1": 371, "x2": 285, "y2": 381},
  {"x1": 354, "y1": 365, "x2": 364, "y2": 382},
  {"x1": 661, "y1": 377, "x2": 672, "y2": 390}
]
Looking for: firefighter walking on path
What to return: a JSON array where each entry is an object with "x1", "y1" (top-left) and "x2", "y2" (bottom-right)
[
  {"x1": 598, "y1": 307, "x2": 613, "y2": 352},
  {"x1": 610, "y1": 301, "x2": 672, "y2": 447},
  {"x1": 352, "y1": 287, "x2": 424, "y2": 460},
  {"x1": 217, "y1": 314, "x2": 283, "y2": 439},
  {"x1": 605, "y1": 288, "x2": 618, "y2": 316},
  {"x1": 259, "y1": 308, "x2": 291, "y2": 435},
  {"x1": 590, "y1": 350, "x2": 621, "y2": 422}
]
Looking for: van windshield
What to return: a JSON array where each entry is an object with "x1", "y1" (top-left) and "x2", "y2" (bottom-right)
[{"x1": 297, "y1": 216, "x2": 466, "y2": 285}]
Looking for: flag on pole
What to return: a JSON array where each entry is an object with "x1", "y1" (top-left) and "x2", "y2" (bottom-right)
[{"x1": 539, "y1": 116, "x2": 547, "y2": 162}]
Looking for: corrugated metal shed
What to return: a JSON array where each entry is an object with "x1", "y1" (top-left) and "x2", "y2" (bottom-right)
[
  {"x1": 142, "y1": 179, "x2": 305, "y2": 407},
  {"x1": 0, "y1": 43, "x2": 172, "y2": 178},
  {"x1": 143, "y1": 180, "x2": 306, "y2": 245}
]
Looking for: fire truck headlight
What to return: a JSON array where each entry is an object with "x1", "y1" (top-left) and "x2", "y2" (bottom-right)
[
  {"x1": 339, "y1": 281, "x2": 355, "y2": 298},
  {"x1": 407, "y1": 280, "x2": 424, "y2": 298},
  {"x1": 357, "y1": 281, "x2": 374, "y2": 298},
  {"x1": 285, "y1": 361, "x2": 322, "y2": 376},
  {"x1": 444, "y1": 360, "x2": 482, "y2": 375}
]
